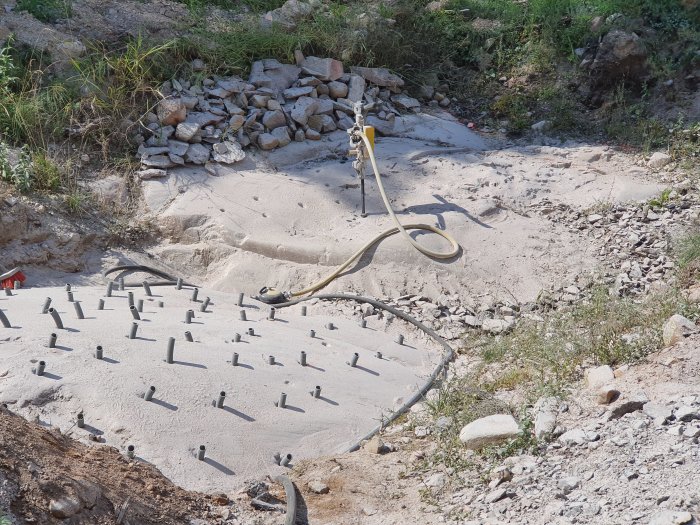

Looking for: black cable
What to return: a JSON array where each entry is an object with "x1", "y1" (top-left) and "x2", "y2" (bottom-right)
[
  {"x1": 273, "y1": 293, "x2": 456, "y2": 452},
  {"x1": 102, "y1": 265, "x2": 198, "y2": 288}
]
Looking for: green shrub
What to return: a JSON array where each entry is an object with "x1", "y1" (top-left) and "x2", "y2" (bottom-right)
[
  {"x1": 15, "y1": 0, "x2": 72, "y2": 23},
  {"x1": 32, "y1": 151, "x2": 62, "y2": 191}
]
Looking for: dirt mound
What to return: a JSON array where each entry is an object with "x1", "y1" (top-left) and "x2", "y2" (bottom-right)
[{"x1": 0, "y1": 407, "x2": 209, "y2": 524}]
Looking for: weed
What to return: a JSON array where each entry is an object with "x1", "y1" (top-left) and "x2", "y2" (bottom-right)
[
  {"x1": 479, "y1": 286, "x2": 697, "y2": 395},
  {"x1": 482, "y1": 410, "x2": 537, "y2": 459},
  {"x1": 176, "y1": 0, "x2": 284, "y2": 14},
  {"x1": 69, "y1": 37, "x2": 176, "y2": 156},
  {"x1": 12, "y1": 147, "x2": 33, "y2": 193},
  {"x1": 490, "y1": 92, "x2": 531, "y2": 131},
  {"x1": 649, "y1": 188, "x2": 672, "y2": 208},
  {"x1": 31, "y1": 151, "x2": 62, "y2": 191},
  {"x1": 0, "y1": 143, "x2": 33, "y2": 193},
  {"x1": 677, "y1": 233, "x2": 700, "y2": 270},
  {"x1": 16, "y1": 0, "x2": 72, "y2": 23},
  {"x1": 0, "y1": 142, "x2": 12, "y2": 183},
  {"x1": 64, "y1": 189, "x2": 89, "y2": 215}
]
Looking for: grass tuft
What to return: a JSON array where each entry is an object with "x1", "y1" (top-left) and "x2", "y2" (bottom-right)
[{"x1": 16, "y1": 0, "x2": 72, "y2": 23}]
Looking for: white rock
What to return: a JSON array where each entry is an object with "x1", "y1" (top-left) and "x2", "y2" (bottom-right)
[
  {"x1": 662, "y1": 314, "x2": 696, "y2": 346},
  {"x1": 643, "y1": 402, "x2": 673, "y2": 425},
  {"x1": 484, "y1": 488, "x2": 508, "y2": 504},
  {"x1": 557, "y1": 476, "x2": 580, "y2": 494},
  {"x1": 175, "y1": 122, "x2": 201, "y2": 142},
  {"x1": 648, "y1": 152, "x2": 672, "y2": 169},
  {"x1": 307, "y1": 480, "x2": 329, "y2": 494},
  {"x1": 585, "y1": 365, "x2": 614, "y2": 388},
  {"x1": 481, "y1": 318, "x2": 514, "y2": 334},
  {"x1": 459, "y1": 414, "x2": 520, "y2": 449},
  {"x1": 212, "y1": 141, "x2": 245, "y2": 164},
  {"x1": 559, "y1": 428, "x2": 598, "y2": 446},
  {"x1": 674, "y1": 405, "x2": 699, "y2": 422},
  {"x1": 534, "y1": 397, "x2": 558, "y2": 439},
  {"x1": 424, "y1": 472, "x2": 446, "y2": 489},
  {"x1": 648, "y1": 510, "x2": 693, "y2": 525}
]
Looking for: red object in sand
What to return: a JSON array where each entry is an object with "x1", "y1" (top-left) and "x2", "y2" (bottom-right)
[{"x1": 0, "y1": 268, "x2": 26, "y2": 289}]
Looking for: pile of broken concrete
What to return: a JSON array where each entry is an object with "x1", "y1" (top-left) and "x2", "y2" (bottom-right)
[{"x1": 136, "y1": 54, "x2": 444, "y2": 179}]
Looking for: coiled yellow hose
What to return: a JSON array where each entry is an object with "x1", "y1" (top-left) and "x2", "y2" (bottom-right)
[{"x1": 290, "y1": 132, "x2": 460, "y2": 297}]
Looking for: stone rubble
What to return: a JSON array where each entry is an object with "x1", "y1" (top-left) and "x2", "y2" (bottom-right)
[
  {"x1": 135, "y1": 53, "x2": 448, "y2": 175},
  {"x1": 398, "y1": 376, "x2": 700, "y2": 525}
]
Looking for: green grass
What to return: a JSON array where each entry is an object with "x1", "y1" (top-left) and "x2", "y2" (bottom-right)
[
  {"x1": 16, "y1": 0, "x2": 72, "y2": 22},
  {"x1": 416, "y1": 282, "x2": 699, "y2": 477},
  {"x1": 176, "y1": 0, "x2": 285, "y2": 14},
  {"x1": 678, "y1": 233, "x2": 700, "y2": 270}
]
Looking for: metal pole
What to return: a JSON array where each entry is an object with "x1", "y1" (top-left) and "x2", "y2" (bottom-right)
[
  {"x1": 73, "y1": 301, "x2": 84, "y2": 320},
  {"x1": 42, "y1": 297, "x2": 52, "y2": 314},
  {"x1": 216, "y1": 391, "x2": 226, "y2": 408},
  {"x1": 200, "y1": 297, "x2": 210, "y2": 312},
  {"x1": 145, "y1": 386, "x2": 155, "y2": 401},
  {"x1": 166, "y1": 337, "x2": 175, "y2": 363},
  {"x1": 48, "y1": 308, "x2": 63, "y2": 329}
]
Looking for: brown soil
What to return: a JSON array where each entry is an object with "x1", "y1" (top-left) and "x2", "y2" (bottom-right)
[{"x1": 0, "y1": 407, "x2": 214, "y2": 524}]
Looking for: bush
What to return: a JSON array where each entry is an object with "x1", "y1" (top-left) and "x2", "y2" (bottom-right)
[{"x1": 15, "y1": 0, "x2": 72, "y2": 23}]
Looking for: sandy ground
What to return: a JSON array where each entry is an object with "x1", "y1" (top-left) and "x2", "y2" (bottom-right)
[
  {"x1": 0, "y1": 283, "x2": 441, "y2": 492},
  {"x1": 140, "y1": 112, "x2": 663, "y2": 303}
]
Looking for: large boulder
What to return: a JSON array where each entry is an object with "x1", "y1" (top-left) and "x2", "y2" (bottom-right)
[
  {"x1": 248, "y1": 60, "x2": 301, "y2": 94},
  {"x1": 459, "y1": 414, "x2": 520, "y2": 449},
  {"x1": 350, "y1": 66, "x2": 404, "y2": 90},
  {"x1": 301, "y1": 56, "x2": 344, "y2": 82},
  {"x1": 589, "y1": 30, "x2": 649, "y2": 88}
]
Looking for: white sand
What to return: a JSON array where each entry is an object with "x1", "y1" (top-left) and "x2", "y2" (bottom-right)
[
  {"x1": 0, "y1": 284, "x2": 440, "y2": 492},
  {"x1": 141, "y1": 112, "x2": 663, "y2": 303}
]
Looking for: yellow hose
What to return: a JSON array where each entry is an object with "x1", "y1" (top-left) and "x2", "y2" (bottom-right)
[{"x1": 290, "y1": 132, "x2": 460, "y2": 297}]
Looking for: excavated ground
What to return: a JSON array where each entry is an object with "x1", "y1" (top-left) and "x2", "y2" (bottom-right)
[{"x1": 0, "y1": 282, "x2": 441, "y2": 493}]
